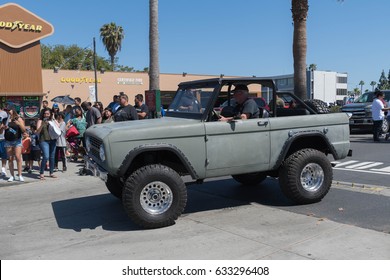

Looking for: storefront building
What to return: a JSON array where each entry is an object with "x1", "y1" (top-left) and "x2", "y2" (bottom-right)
[
  {"x1": 42, "y1": 69, "x2": 230, "y2": 110},
  {"x1": 0, "y1": 3, "x2": 53, "y2": 124}
]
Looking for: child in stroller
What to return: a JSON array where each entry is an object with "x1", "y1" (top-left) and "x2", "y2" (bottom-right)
[{"x1": 66, "y1": 135, "x2": 85, "y2": 162}]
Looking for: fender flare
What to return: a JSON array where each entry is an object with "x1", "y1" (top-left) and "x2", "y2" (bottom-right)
[
  {"x1": 118, "y1": 143, "x2": 199, "y2": 178},
  {"x1": 272, "y1": 130, "x2": 338, "y2": 170}
]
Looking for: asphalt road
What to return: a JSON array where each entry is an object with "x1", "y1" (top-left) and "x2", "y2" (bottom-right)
[{"x1": 333, "y1": 133, "x2": 390, "y2": 187}]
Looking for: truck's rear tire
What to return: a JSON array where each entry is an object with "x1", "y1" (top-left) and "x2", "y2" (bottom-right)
[
  {"x1": 122, "y1": 164, "x2": 187, "y2": 229},
  {"x1": 232, "y1": 172, "x2": 267, "y2": 185},
  {"x1": 279, "y1": 149, "x2": 332, "y2": 204},
  {"x1": 105, "y1": 175, "x2": 123, "y2": 199}
]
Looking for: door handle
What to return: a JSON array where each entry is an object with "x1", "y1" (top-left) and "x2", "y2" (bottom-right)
[{"x1": 257, "y1": 121, "x2": 268, "y2": 127}]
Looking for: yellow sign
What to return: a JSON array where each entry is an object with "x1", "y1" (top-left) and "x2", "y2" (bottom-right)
[
  {"x1": 0, "y1": 3, "x2": 54, "y2": 48},
  {"x1": 60, "y1": 77, "x2": 102, "y2": 84},
  {"x1": 0, "y1": 21, "x2": 43, "y2": 32}
]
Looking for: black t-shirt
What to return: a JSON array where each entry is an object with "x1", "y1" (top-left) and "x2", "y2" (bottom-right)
[
  {"x1": 234, "y1": 98, "x2": 259, "y2": 119},
  {"x1": 114, "y1": 105, "x2": 139, "y2": 122},
  {"x1": 135, "y1": 103, "x2": 149, "y2": 119}
]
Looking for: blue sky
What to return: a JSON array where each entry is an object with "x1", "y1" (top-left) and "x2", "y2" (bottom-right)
[{"x1": 5, "y1": 0, "x2": 390, "y2": 91}]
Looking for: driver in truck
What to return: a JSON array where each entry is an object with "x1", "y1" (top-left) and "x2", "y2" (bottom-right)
[{"x1": 219, "y1": 84, "x2": 259, "y2": 121}]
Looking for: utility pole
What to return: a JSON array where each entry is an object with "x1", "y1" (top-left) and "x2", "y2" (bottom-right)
[{"x1": 93, "y1": 37, "x2": 98, "y2": 102}]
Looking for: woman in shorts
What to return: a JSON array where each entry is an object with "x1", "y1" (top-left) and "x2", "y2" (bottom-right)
[{"x1": 0, "y1": 106, "x2": 26, "y2": 182}]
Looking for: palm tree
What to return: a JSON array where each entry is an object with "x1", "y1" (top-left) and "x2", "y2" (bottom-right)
[
  {"x1": 291, "y1": 0, "x2": 309, "y2": 100},
  {"x1": 149, "y1": 0, "x2": 160, "y2": 91},
  {"x1": 359, "y1": 80, "x2": 365, "y2": 95},
  {"x1": 370, "y1": 81, "x2": 376, "y2": 91},
  {"x1": 100, "y1": 22, "x2": 125, "y2": 70},
  {"x1": 308, "y1": 63, "x2": 317, "y2": 71}
]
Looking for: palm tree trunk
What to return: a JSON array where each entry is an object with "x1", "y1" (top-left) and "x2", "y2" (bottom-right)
[
  {"x1": 110, "y1": 55, "x2": 115, "y2": 71},
  {"x1": 149, "y1": 0, "x2": 160, "y2": 91},
  {"x1": 292, "y1": 0, "x2": 308, "y2": 100}
]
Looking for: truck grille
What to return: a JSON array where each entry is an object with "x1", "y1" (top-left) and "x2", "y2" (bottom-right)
[{"x1": 89, "y1": 136, "x2": 103, "y2": 160}]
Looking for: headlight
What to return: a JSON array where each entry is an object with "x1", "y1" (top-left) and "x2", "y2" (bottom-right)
[
  {"x1": 99, "y1": 145, "x2": 105, "y2": 161},
  {"x1": 85, "y1": 137, "x2": 91, "y2": 152}
]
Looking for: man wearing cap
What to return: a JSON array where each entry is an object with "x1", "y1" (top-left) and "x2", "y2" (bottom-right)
[
  {"x1": 219, "y1": 84, "x2": 259, "y2": 121},
  {"x1": 372, "y1": 89, "x2": 390, "y2": 141}
]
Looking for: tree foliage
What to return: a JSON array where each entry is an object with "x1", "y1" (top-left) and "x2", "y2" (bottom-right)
[
  {"x1": 41, "y1": 44, "x2": 146, "y2": 73},
  {"x1": 100, "y1": 22, "x2": 125, "y2": 70},
  {"x1": 377, "y1": 70, "x2": 389, "y2": 90},
  {"x1": 41, "y1": 44, "x2": 111, "y2": 71}
]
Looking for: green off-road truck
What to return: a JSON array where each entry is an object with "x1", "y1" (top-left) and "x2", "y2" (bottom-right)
[{"x1": 84, "y1": 77, "x2": 352, "y2": 228}]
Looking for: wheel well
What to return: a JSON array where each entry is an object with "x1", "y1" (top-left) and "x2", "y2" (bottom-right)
[
  {"x1": 286, "y1": 136, "x2": 331, "y2": 158},
  {"x1": 125, "y1": 150, "x2": 190, "y2": 178}
]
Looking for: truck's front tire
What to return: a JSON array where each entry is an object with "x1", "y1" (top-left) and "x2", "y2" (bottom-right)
[
  {"x1": 279, "y1": 149, "x2": 332, "y2": 204},
  {"x1": 105, "y1": 175, "x2": 123, "y2": 199},
  {"x1": 122, "y1": 164, "x2": 187, "y2": 229}
]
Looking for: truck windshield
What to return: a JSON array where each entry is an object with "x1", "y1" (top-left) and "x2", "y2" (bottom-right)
[
  {"x1": 167, "y1": 86, "x2": 215, "y2": 117},
  {"x1": 354, "y1": 92, "x2": 374, "y2": 103}
]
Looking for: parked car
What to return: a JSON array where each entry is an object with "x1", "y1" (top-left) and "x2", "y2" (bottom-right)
[{"x1": 341, "y1": 90, "x2": 390, "y2": 133}]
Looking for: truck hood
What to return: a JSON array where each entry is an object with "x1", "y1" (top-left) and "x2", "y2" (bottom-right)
[{"x1": 87, "y1": 117, "x2": 204, "y2": 142}]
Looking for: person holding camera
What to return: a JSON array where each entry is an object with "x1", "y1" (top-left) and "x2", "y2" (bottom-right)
[
  {"x1": 36, "y1": 108, "x2": 58, "y2": 180},
  {"x1": 0, "y1": 105, "x2": 26, "y2": 182}
]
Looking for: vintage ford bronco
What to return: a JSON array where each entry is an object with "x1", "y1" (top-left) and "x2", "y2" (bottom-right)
[{"x1": 84, "y1": 77, "x2": 351, "y2": 228}]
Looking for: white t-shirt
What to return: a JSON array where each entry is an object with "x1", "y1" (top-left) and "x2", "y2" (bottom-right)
[
  {"x1": 372, "y1": 98, "x2": 384, "y2": 121},
  {"x1": 0, "y1": 110, "x2": 8, "y2": 140}
]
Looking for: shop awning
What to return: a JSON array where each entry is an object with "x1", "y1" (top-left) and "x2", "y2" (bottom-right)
[{"x1": 0, "y1": 92, "x2": 46, "y2": 97}]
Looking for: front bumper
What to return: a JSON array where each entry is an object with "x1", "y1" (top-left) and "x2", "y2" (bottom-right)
[{"x1": 84, "y1": 156, "x2": 108, "y2": 182}]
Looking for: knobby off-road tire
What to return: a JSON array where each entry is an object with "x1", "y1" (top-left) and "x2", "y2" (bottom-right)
[
  {"x1": 232, "y1": 172, "x2": 267, "y2": 186},
  {"x1": 304, "y1": 99, "x2": 330, "y2": 114},
  {"x1": 122, "y1": 164, "x2": 187, "y2": 229},
  {"x1": 279, "y1": 149, "x2": 332, "y2": 204},
  {"x1": 105, "y1": 175, "x2": 123, "y2": 199}
]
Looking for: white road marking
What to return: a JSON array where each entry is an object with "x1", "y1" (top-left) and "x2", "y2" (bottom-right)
[
  {"x1": 355, "y1": 162, "x2": 383, "y2": 169},
  {"x1": 333, "y1": 160, "x2": 358, "y2": 167},
  {"x1": 333, "y1": 160, "x2": 390, "y2": 176},
  {"x1": 371, "y1": 166, "x2": 390, "y2": 173},
  {"x1": 345, "y1": 161, "x2": 374, "y2": 169}
]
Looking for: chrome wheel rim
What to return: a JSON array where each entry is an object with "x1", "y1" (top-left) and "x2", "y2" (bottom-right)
[
  {"x1": 300, "y1": 163, "x2": 324, "y2": 192},
  {"x1": 140, "y1": 181, "x2": 173, "y2": 215}
]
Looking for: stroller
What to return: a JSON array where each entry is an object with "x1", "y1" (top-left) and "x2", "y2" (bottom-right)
[
  {"x1": 66, "y1": 136, "x2": 84, "y2": 162},
  {"x1": 65, "y1": 124, "x2": 85, "y2": 162}
]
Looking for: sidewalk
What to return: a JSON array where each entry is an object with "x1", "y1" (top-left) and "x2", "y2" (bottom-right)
[
  {"x1": 0, "y1": 160, "x2": 389, "y2": 260},
  {"x1": 0, "y1": 159, "x2": 85, "y2": 186}
]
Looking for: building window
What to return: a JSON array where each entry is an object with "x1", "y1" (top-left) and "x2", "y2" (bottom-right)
[
  {"x1": 337, "y1": 76, "x2": 347, "y2": 84},
  {"x1": 337, "y1": 88, "x2": 348, "y2": 95}
]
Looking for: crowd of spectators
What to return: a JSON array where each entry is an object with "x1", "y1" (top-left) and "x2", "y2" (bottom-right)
[{"x1": 0, "y1": 92, "x2": 150, "y2": 182}]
